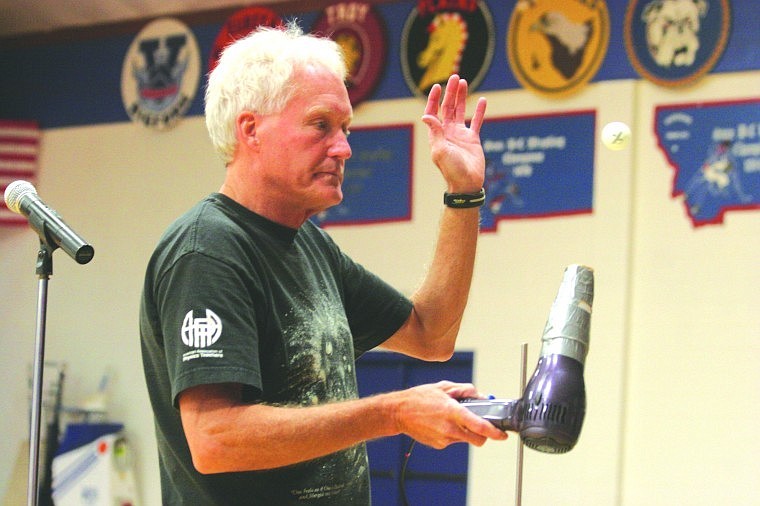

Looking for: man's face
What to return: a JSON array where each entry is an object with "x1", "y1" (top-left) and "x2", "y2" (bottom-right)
[{"x1": 253, "y1": 65, "x2": 353, "y2": 218}]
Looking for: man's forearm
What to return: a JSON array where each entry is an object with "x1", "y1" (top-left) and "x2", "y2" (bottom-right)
[
  {"x1": 181, "y1": 385, "x2": 400, "y2": 474},
  {"x1": 180, "y1": 380, "x2": 502, "y2": 474},
  {"x1": 411, "y1": 206, "x2": 480, "y2": 338},
  {"x1": 382, "y1": 205, "x2": 480, "y2": 360}
]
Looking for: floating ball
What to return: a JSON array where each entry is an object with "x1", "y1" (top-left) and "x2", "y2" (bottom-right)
[{"x1": 601, "y1": 121, "x2": 631, "y2": 151}]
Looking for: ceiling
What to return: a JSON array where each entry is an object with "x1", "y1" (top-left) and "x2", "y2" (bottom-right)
[{"x1": 0, "y1": 0, "x2": 293, "y2": 39}]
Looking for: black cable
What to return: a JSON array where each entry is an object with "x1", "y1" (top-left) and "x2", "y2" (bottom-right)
[{"x1": 399, "y1": 438, "x2": 416, "y2": 506}]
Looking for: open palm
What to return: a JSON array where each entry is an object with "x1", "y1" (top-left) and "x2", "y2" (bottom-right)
[{"x1": 422, "y1": 74, "x2": 487, "y2": 193}]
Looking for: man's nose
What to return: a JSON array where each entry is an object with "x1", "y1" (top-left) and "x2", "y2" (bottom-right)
[{"x1": 330, "y1": 132, "x2": 352, "y2": 160}]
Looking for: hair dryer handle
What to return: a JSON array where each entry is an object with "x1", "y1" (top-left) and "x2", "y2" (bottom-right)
[{"x1": 460, "y1": 398, "x2": 521, "y2": 432}]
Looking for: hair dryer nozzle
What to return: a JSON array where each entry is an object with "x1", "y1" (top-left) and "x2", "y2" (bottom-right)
[
  {"x1": 520, "y1": 265, "x2": 593, "y2": 453},
  {"x1": 463, "y1": 265, "x2": 594, "y2": 454},
  {"x1": 540, "y1": 264, "x2": 594, "y2": 365}
]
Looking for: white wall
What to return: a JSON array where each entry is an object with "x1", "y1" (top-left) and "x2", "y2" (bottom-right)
[
  {"x1": 1, "y1": 72, "x2": 758, "y2": 505},
  {"x1": 622, "y1": 71, "x2": 760, "y2": 506}
]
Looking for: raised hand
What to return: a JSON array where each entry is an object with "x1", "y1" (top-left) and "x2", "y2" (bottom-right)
[{"x1": 421, "y1": 74, "x2": 487, "y2": 193}]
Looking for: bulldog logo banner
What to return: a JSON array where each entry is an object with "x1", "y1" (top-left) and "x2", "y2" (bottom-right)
[{"x1": 624, "y1": 0, "x2": 731, "y2": 87}]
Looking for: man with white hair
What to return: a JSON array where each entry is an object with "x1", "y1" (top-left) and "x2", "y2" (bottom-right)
[{"x1": 140, "y1": 22, "x2": 505, "y2": 505}]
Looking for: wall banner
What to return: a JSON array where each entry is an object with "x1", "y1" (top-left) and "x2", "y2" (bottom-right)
[
  {"x1": 208, "y1": 7, "x2": 282, "y2": 74},
  {"x1": 311, "y1": 2, "x2": 387, "y2": 108},
  {"x1": 120, "y1": 18, "x2": 201, "y2": 131},
  {"x1": 655, "y1": 99, "x2": 760, "y2": 226},
  {"x1": 624, "y1": 0, "x2": 731, "y2": 87},
  {"x1": 507, "y1": 0, "x2": 610, "y2": 97},
  {"x1": 313, "y1": 124, "x2": 413, "y2": 227},
  {"x1": 479, "y1": 110, "x2": 596, "y2": 232},
  {"x1": 400, "y1": 0, "x2": 495, "y2": 97}
]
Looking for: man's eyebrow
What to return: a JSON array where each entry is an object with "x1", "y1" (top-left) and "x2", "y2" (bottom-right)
[{"x1": 305, "y1": 105, "x2": 353, "y2": 125}]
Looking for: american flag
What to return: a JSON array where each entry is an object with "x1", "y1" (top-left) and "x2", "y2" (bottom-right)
[{"x1": 0, "y1": 120, "x2": 40, "y2": 226}]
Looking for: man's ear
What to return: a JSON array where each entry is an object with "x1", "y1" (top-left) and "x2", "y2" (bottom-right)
[{"x1": 236, "y1": 111, "x2": 259, "y2": 150}]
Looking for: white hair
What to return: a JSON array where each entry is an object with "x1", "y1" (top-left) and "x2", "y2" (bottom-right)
[{"x1": 204, "y1": 22, "x2": 348, "y2": 164}]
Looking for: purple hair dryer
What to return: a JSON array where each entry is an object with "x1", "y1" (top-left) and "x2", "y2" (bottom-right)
[{"x1": 463, "y1": 264, "x2": 594, "y2": 453}]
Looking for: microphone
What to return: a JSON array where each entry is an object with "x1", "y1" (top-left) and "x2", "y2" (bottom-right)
[
  {"x1": 462, "y1": 264, "x2": 593, "y2": 453},
  {"x1": 4, "y1": 180, "x2": 94, "y2": 264}
]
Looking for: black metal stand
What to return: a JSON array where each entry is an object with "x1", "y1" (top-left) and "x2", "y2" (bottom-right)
[{"x1": 27, "y1": 242, "x2": 54, "y2": 506}]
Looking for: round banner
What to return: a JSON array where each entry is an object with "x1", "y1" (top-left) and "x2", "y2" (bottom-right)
[
  {"x1": 311, "y1": 2, "x2": 387, "y2": 107},
  {"x1": 208, "y1": 7, "x2": 282, "y2": 73},
  {"x1": 507, "y1": 0, "x2": 609, "y2": 97},
  {"x1": 121, "y1": 18, "x2": 201, "y2": 131},
  {"x1": 624, "y1": 0, "x2": 731, "y2": 87},
  {"x1": 400, "y1": 0, "x2": 495, "y2": 97}
]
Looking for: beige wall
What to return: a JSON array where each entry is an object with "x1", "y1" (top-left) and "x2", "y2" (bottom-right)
[
  {"x1": 622, "y1": 71, "x2": 760, "y2": 505},
  {"x1": 1, "y1": 71, "x2": 758, "y2": 504}
]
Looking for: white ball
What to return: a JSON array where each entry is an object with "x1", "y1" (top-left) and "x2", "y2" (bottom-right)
[{"x1": 601, "y1": 121, "x2": 632, "y2": 151}]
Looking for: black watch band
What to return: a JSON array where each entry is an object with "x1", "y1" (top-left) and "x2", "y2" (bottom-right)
[{"x1": 443, "y1": 188, "x2": 486, "y2": 208}]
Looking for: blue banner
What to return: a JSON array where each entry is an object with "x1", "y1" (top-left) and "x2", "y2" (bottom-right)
[
  {"x1": 655, "y1": 99, "x2": 760, "y2": 226},
  {"x1": 478, "y1": 111, "x2": 596, "y2": 231},
  {"x1": 313, "y1": 124, "x2": 413, "y2": 227},
  {"x1": 3, "y1": 1, "x2": 760, "y2": 128}
]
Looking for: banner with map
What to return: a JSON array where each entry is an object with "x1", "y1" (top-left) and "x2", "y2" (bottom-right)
[
  {"x1": 655, "y1": 99, "x2": 760, "y2": 226},
  {"x1": 478, "y1": 110, "x2": 596, "y2": 232},
  {"x1": 313, "y1": 124, "x2": 413, "y2": 227}
]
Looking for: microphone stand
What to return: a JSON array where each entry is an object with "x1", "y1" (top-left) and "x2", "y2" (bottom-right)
[{"x1": 27, "y1": 241, "x2": 54, "y2": 506}]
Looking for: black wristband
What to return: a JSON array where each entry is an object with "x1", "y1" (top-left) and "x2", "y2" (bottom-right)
[{"x1": 443, "y1": 188, "x2": 485, "y2": 208}]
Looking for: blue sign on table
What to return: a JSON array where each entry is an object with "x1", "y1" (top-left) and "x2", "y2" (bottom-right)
[
  {"x1": 655, "y1": 99, "x2": 760, "y2": 226},
  {"x1": 313, "y1": 124, "x2": 413, "y2": 227},
  {"x1": 479, "y1": 110, "x2": 596, "y2": 232}
]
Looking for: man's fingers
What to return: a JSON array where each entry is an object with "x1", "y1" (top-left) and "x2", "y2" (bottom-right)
[
  {"x1": 424, "y1": 83, "x2": 442, "y2": 117},
  {"x1": 440, "y1": 74, "x2": 460, "y2": 122},
  {"x1": 449, "y1": 418, "x2": 506, "y2": 447},
  {"x1": 464, "y1": 432, "x2": 488, "y2": 447},
  {"x1": 469, "y1": 97, "x2": 487, "y2": 134},
  {"x1": 459, "y1": 408, "x2": 509, "y2": 442},
  {"x1": 421, "y1": 114, "x2": 444, "y2": 145},
  {"x1": 454, "y1": 78, "x2": 467, "y2": 124},
  {"x1": 426, "y1": 75, "x2": 486, "y2": 135}
]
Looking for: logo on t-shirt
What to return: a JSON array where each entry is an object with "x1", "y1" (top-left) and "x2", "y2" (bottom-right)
[{"x1": 181, "y1": 309, "x2": 222, "y2": 348}]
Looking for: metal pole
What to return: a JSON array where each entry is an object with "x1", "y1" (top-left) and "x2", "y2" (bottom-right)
[
  {"x1": 27, "y1": 276, "x2": 49, "y2": 506},
  {"x1": 28, "y1": 243, "x2": 54, "y2": 506},
  {"x1": 515, "y1": 343, "x2": 528, "y2": 506}
]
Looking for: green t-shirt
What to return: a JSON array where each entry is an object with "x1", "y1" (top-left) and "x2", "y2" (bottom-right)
[{"x1": 140, "y1": 193, "x2": 413, "y2": 505}]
